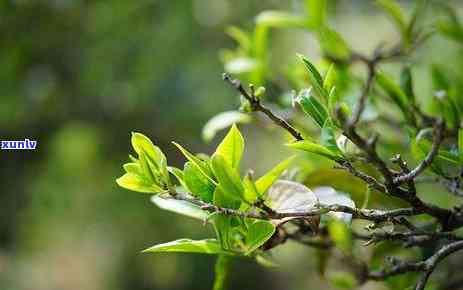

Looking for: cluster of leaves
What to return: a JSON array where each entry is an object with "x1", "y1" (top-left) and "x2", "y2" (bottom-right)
[
  {"x1": 117, "y1": 1, "x2": 463, "y2": 290},
  {"x1": 118, "y1": 126, "x2": 354, "y2": 260}
]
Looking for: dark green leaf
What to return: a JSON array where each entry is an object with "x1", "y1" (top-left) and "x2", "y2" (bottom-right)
[
  {"x1": 245, "y1": 220, "x2": 276, "y2": 255},
  {"x1": 297, "y1": 55, "x2": 328, "y2": 101},
  {"x1": 296, "y1": 88, "x2": 329, "y2": 128},
  {"x1": 400, "y1": 66, "x2": 415, "y2": 103}
]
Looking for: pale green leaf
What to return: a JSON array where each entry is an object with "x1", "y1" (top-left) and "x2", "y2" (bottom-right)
[
  {"x1": 143, "y1": 239, "x2": 232, "y2": 255},
  {"x1": 323, "y1": 63, "x2": 336, "y2": 92},
  {"x1": 203, "y1": 111, "x2": 252, "y2": 143},
  {"x1": 151, "y1": 195, "x2": 208, "y2": 220},
  {"x1": 255, "y1": 10, "x2": 307, "y2": 28},
  {"x1": 116, "y1": 173, "x2": 164, "y2": 194},
  {"x1": 213, "y1": 124, "x2": 244, "y2": 169},
  {"x1": 255, "y1": 156, "x2": 296, "y2": 196},
  {"x1": 131, "y1": 132, "x2": 166, "y2": 168},
  {"x1": 123, "y1": 162, "x2": 142, "y2": 176},
  {"x1": 243, "y1": 174, "x2": 260, "y2": 204},
  {"x1": 287, "y1": 140, "x2": 343, "y2": 161}
]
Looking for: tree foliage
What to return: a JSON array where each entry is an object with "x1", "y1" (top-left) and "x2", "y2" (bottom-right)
[{"x1": 117, "y1": 1, "x2": 463, "y2": 289}]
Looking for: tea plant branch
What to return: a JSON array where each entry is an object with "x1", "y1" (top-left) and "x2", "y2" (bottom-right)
[
  {"x1": 368, "y1": 240, "x2": 463, "y2": 290},
  {"x1": 394, "y1": 118, "x2": 445, "y2": 184},
  {"x1": 223, "y1": 74, "x2": 457, "y2": 228},
  {"x1": 167, "y1": 193, "x2": 418, "y2": 223},
  {"x1": 222, "y1": 73, "x2": 304, "y2": 141}
]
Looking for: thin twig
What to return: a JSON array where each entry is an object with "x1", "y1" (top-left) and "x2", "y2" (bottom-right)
[{"x1": 223, "y1": 73, "x2": 304, "y2": 141}]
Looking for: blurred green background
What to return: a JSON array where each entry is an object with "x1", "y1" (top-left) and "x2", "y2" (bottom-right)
[{"x1": 1, "y1": 1, "x2": 462, "y2": 290}]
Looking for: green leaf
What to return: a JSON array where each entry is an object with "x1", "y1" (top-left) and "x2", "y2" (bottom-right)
[
  {"x1": 151, "y1": 195, "x2": 208, "y2": 220},
  {"x1": 131, "y1": 132, "x2": 166, "y2": 169},
  {"x1": 376, "y1": 0, "x2": 407, "y2": 35},
  {"x1": 211, "y1": 154, "x2": 245, "y2": 202},
  {"x1": 116, "y1": 173, "x2": 164, "y2": 194},
  {"x1": 172, "y1": 142, "x2": 216, "y2": 184},
  {"x1": 436, "y1": 5, "x2": 463, "y2": 44},
  {"x1": 323, "y1": 63, "x2": 336, "y2": 92},
  {"x1": 327, "y1": 219, "x2": 352, "y2": 254},
  {"x1": 211, "y1": 214, "x2": 234, "y2": 250},
  {"x1": 459, "y1": 129, "x2": 463, "y2": 163},
  {"x1": 304, "y1": 0, "x2": 326, "y2": 29},
  {"x1": 167, "y1": 166, "x2": 187, "y2": 189},
  {"x1": 431, "y1": 64, "x2": 450, "y2": 91},
  {"x1": 123, "y1": 162, "x2": 142, "y2": 176},
  {"x1": 255, "y1": 10, "x2": 308, "y2": 28},
  {"x1": 143, "y1": 239, "x2": 232, "y2": 255},
  {"x1": 317, "y1": 26, "x2": 351, "y2": 60},
  {"x1": 297, "y1": 55, "x2": 327, "y2": 101},
  {"x1": 400, "y1": 66, "x2": 415, "y2": 103},
  {"x1": 184, "y1": 162, "x2": 215, "y2": 202},
  {"x1": 296, "y1": 88, "x2": 329, "y2": 128},
  {"x1": 434, "y1": 92, "x2": 460, "y2": 128},
  {"x1": 376, "y1": 72, "x2": 410, "y2": 116},
  {"x1": 213, "y1": 255, "x2": 232, "y2": 290},
  {"x1": 255, "y1": 156, "x2": 295, "y2": 196},
  {"x1": 287, "y1": 140, "x2": 343, "y2": 161},
  {"x1": 417, "y1": 137, "x2": 460, "y2": 165},
  {"x1": 213, "y1": 124, "x2": 245, "y2": 169},
  {"x1": 245, "y1": 220, "x2": 276, "y2": 255}
]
